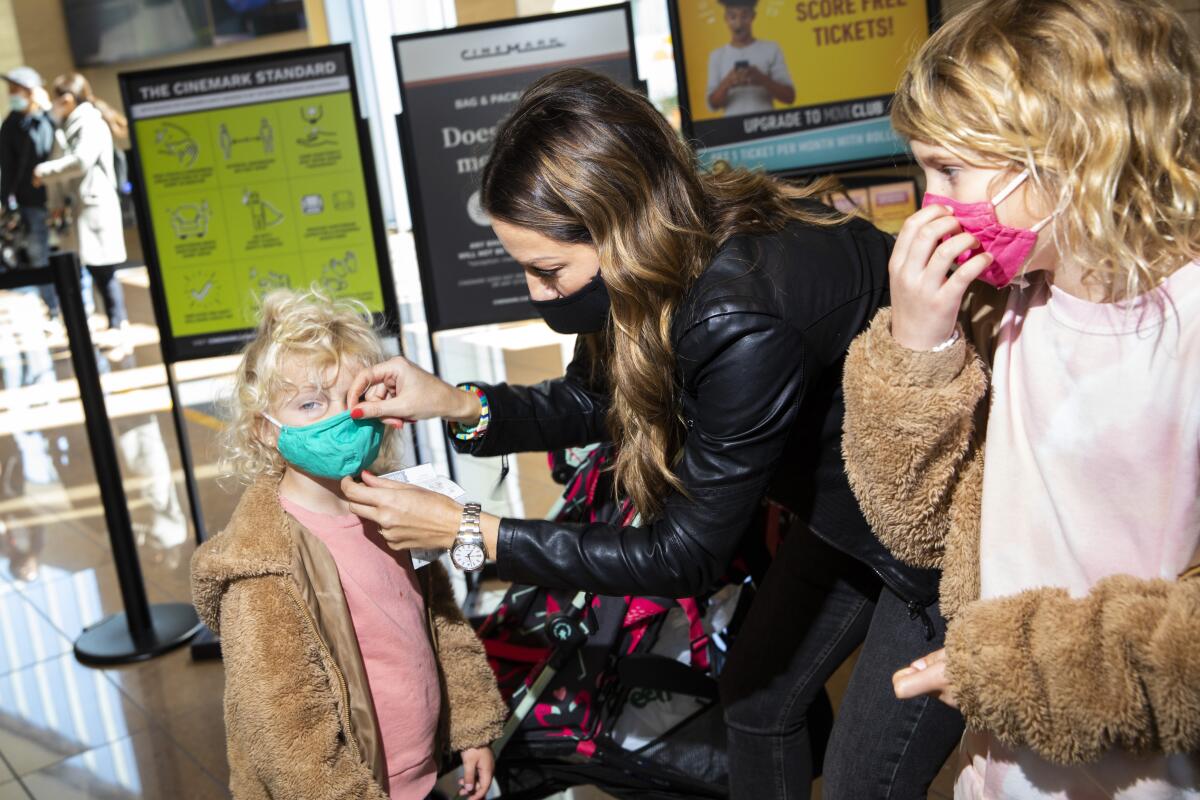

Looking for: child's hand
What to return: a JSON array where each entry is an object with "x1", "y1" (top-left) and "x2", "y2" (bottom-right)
[
  {"x1": 889, "y1": 204, "x2": 994, "y2": 351},
  {"x1": 892, "y1": 647, "x2": 958, "y2": 708},
  {"x1": 458, "y1": 746, "x2": 495, "y2": 800}
]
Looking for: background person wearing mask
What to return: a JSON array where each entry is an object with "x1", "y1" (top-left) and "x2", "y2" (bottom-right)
[
  {"x1": 706, "y1": 0, "x2": 795, "y2": 116},
  {"x1": 33, "y1": 72, "x2": 129, "y2": 348},
  {"x1": 0, "y1": 66, "x2": 59, "y2": 322}
]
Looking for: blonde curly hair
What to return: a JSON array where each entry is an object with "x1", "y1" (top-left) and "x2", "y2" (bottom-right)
[
  {"x1": 219, "y1": 287, "x2": 395, "y2": 484},
  {"x1": 892, "y1": 0, "x2": 1200, "y2": 301}
]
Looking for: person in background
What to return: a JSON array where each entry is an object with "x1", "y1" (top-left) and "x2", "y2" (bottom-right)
[
  {"x1": 0, "y1": 66, "x2": 59, "y2": 323},
  {"x1": 34, "y1": 73, "x2": 129, "y2": 347},
  {"x1": 0, "y1": 67, "x2": 63, "y2": 527},
  {"x1": 706, "y1": 0, "x2": 795, "y2": 116}
]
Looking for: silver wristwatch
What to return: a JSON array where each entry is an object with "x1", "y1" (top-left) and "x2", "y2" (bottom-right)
[{"x1": 450, "y1": 502, "x2": 486, "y2": 572}]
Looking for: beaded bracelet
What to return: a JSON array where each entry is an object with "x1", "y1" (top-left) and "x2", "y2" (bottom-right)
[{"x1": 452, "y1": 384, "x2": 490, "y2": 441}]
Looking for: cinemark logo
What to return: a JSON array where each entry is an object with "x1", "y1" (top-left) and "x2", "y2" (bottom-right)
[{"x1": 460, "y1": 38, "x2": 565, "y2": 61}]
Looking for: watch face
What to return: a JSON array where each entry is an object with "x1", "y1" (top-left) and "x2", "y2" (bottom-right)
[{"x1": 451, "y1": 542, "x2": 485, "y2": 571}]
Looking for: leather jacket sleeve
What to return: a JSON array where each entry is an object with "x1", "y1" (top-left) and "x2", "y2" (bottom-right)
[
  {"x1": 449, "y1": 339, "x2": 608, "y2": 457},
  {"x1": 492, "y1": 310, "x2": 807, "y2": 598}
]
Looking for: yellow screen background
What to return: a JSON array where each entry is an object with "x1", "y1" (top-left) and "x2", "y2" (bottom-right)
[{"x1": 678, "y1": 0, "x2": 930, "y2": 122}]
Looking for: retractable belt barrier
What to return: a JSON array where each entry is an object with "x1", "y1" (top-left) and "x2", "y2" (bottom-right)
[{"x1": 10, "y1": 252, "x2": 202, "y2": 665}]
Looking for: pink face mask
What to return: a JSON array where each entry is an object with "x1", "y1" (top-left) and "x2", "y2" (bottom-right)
[{"x1": 922, "y1": 170, "x2": 1053, "y2": 289}]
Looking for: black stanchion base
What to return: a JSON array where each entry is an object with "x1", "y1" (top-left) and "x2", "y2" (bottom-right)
[
  {"x1": 74, "y1": 603, "x2": 203, "y2": 666},
  {"x1": 189, "y1": 624, "x2": 222, "y2": 661}
]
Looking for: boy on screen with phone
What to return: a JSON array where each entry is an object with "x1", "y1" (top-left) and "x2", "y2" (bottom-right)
[{"x1": 706, "y1": 0, "x2": 795, "y2": 116}]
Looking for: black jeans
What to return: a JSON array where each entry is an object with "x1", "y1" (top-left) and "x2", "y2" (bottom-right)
[
  {"x1": 720, "y1": 527, "x2": 963, "y2": 799},
  {"x1": 86, "y1": 265, "x2": 128, "y2": 327}
]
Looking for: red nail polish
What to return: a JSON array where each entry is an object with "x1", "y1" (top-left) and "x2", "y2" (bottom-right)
[{"x1": 350, "y1": 408, "x2": 363, "y2": 419}]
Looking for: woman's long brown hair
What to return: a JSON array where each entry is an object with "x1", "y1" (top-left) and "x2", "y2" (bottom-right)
[
  {"x1": 481, "y1": 68, "x2": 838, "y2": 519},
  {"x1": 52, "y1": 73, "x2": 128, "y2": 140}
]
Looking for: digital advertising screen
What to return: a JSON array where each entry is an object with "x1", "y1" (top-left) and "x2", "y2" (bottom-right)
[{"x1": 669, "y1": 0, "x2": 937, "y2": 174}]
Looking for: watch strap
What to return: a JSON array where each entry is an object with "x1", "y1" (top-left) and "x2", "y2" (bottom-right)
[{"x1": 454, "y1": 502, "x2": 487, "y2": 560}]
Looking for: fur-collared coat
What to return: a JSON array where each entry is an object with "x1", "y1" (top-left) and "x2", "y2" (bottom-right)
[
  {"x1": 191, "y1": 478, "x2": 506, "y2": 799},
  {"x1": 841, "y1": 295, "x2": 1200, "y2": 766}
]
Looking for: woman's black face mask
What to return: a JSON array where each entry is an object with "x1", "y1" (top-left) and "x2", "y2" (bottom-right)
[{"x1": 529, "y1": 272, "x2": 610, "y2": 334}]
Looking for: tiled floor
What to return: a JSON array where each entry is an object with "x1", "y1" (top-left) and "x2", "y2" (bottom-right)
[
  {"x1": 0, "y1": 269, "x2": 957, "y2": 799},
  {"x1": 0, "y1": 273, "x2": 231, "y2": 799}
]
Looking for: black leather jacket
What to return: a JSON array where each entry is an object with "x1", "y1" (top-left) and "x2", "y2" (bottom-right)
[{"x1": 451, "y1": 213, "x2": 939, "y2": 607}]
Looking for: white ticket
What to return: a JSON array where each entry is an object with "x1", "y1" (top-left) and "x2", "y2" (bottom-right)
[{"x1": 378, "y1": 464, "x2": 467, "y2": 569}]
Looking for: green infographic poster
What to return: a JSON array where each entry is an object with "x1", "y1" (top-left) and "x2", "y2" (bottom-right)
[{"x1": 122, "y1": 48, "x2": 391, "y2": 359}]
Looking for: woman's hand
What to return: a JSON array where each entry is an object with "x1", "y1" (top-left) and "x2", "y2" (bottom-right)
[
  {"x1": 342, "y1": 471, "x2": 502, "y2": 556},
  {"x1": 892, "y1": 647, "x2": 958, "y2": 708},
  {"x1": 341, "y1": 471, "x2": 461, "y2": 551},
  {"x1": 346, "y1": 356, "x2": 482, "y2": 428},
  {"x1": 888, "y1": 204, "x2": 994, "y2": 351},
  {"x1": 458, "y1": 746, "x2": 495, "y2": 800}
]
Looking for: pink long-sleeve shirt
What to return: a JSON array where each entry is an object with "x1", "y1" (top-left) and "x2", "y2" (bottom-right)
[
  {"x1": 960, "y1": 263, "x2": 1200, "y2": 799},
  {"x1": 281, "y1": 497, "x2": 441, "y2": 800}
]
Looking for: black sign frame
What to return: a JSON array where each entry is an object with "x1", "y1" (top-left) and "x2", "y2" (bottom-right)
[
  {"x1": 392, "y1": 4, "x2": 638, "y2": 333},
  {"x1": 119, "y1": 43, "x2": 400, "y2": 363}
]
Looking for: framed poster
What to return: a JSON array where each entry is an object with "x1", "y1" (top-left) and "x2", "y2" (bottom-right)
[
  {"x1": 394, "y1": 4, "x2": 637, "y2": 332},
  {"x1": 668, "y1": 0, "x2": 938, "y2": 174},
  {"x1": 824, "y1": 177, "x2": 917, "y2": 234},
  {"x1": 121, "y1": 45, "x2": 397, "y2": 361}
]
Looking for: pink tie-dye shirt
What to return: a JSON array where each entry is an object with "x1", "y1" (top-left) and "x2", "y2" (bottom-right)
[{"x1": 958, "y1": 263, "x2": 1200, "y2": 799}]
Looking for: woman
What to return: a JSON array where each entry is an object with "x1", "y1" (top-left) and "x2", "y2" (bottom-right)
[
  {"x1": 343, "y1": 69, "x2": 963, "y2": 799},
  {"x1": 0, "y1": 66, "x2": 58, "y2": 320},
  {"x1": 34, "y1": 73, "x2": 129, "y2": 342}
]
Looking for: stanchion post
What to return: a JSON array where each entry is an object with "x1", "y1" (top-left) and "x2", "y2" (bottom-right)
[{"x1": 51, "y1": 251, "x2": 202, "y2": 665}]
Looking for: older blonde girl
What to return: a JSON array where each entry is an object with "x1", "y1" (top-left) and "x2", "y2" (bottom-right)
[{"x1": 841, "y1": 0, "x2": 1200, "y2": 796}]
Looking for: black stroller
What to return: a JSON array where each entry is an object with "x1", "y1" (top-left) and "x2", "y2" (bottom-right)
[{"x1": 472, "y1": 444, "x2": 833, "y2": 799}]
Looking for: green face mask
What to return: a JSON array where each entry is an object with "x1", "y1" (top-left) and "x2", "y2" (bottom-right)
[{"x1": 264, "y1": 410, "x2": 383, "y2": 480}]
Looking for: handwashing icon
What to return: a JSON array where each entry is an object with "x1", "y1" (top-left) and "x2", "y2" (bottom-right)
[{"x1": 296, "y1": 105, "x2": 337, "y2": 147}]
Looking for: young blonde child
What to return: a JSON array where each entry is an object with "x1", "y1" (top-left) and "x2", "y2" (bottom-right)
[
  {"x1": 191, "y1": 289, "x2": 506, "y2": 800},
  {"x1": 841, "y1": 0, "x2": 1200, "y2": 797}
]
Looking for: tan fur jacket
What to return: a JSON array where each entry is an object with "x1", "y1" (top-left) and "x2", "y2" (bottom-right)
[
  {"x1": 191, "y1": 478, "x2": 507, "y2": 800},
  {"x1": 842, "y1": 303, "x2": 1200, "y2": 766}
]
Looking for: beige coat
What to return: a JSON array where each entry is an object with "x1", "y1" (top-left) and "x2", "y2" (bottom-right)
[
  {"x1": 841, "y1": 292, "x2": 1200, "y2": 766},
  {"x1": 34, "y1": 101, "x2": 127, "y2": 267},
  {"x1": 191, "y1": 478, "x2": 506, "y2": 799}
]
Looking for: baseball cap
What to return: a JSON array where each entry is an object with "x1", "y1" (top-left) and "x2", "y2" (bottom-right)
[{"x1": 2, "y1": 67, "x2": 44, "y2": 91}]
